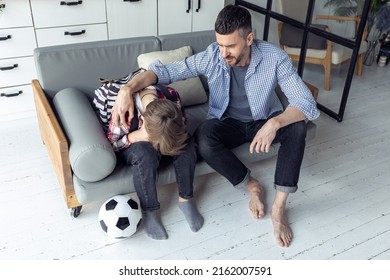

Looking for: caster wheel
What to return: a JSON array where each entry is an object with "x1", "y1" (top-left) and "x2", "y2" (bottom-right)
[{"x1": 70, "y1": 206, "x2": 82, "y2": 218}]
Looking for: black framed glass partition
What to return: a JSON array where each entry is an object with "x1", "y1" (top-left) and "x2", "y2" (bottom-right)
[{"x1": 235, "y1": 0, "x2": 372, "y2": 122}]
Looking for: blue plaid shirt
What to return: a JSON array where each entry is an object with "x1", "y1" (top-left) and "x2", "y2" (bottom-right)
[{"x1": 149, "y1": 39, "x2": 320, "y2": 121}]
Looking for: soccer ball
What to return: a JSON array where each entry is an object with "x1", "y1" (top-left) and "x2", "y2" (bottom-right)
[{"x1": 99, "y1": 194, "x2": 142, "y2": 238}]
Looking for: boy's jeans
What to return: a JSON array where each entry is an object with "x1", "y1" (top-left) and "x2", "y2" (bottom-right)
[{"x1": 119, "y1": 136, "x2": 196, "y2": 211}]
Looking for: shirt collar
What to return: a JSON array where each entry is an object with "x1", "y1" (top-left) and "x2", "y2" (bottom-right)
[{"x1": 247, "y1": 40, "x2": 264, "y2": 76}]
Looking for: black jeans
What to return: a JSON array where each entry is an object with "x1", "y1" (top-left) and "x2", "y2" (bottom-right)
[
  {"x1": 195, "y1": 117, "x2": 307, "y2": 193},
  {"x1": 119, "y1": 135, "x2": 197, "y2": 211}
]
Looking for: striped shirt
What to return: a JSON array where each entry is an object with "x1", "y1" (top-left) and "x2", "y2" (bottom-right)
[
  {"x1": 93, "y1": 68, "x2": 147, "y2": 126},
  {"x1": 149, "y1": 39, "x2": 320, "y2": 121}
]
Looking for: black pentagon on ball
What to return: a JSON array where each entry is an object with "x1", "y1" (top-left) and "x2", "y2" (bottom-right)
[
  {"x1": 116, "y1": 217, "x2": 130, "y2": 230},
  {"x1": 127, "y1": 198, "x2": 139, "y2": 209},
  {"x1": 105, "y1": 199, "x2": 118, "y2": 211},
  {"x1": 100, "y1": 220, "x2": 108, "y2": 232}
]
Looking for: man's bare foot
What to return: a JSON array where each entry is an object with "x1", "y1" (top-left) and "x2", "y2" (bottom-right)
[
  {"x1": 271, "y1": 192, "x2": 292, "y2": 247},
  {"x1": 247, "y1": 177, "x2": 266, "y2": 219},
  {"x1": 271, "y1": 207, "x2": 292, "y2": 247}
]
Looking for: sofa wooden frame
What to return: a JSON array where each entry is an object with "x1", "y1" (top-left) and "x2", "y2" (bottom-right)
[{"x1": 33, "y1": 80, "x2": 81, "y2": 215}]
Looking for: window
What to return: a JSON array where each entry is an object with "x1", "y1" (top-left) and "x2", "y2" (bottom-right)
[{"x1": 236, "y1": 0, "x2": 371, "y2": 121}]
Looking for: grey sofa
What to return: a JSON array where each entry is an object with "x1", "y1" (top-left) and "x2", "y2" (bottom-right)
[{"x1": 32, "y1": 30, "x2": 317, "y2": 217}]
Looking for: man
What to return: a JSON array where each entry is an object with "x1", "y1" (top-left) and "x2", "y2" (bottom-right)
[{"x1": 112, "y1": 4, "x2": 319, "y2": 247}]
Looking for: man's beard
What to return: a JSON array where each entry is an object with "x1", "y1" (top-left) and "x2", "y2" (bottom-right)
[{"x1": 225, "y1": 46, "x2": 249, "y2": 66}]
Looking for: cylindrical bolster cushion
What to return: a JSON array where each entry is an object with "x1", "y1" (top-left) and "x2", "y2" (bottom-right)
[{"x1": 53, "y1": 88, "x2": 116, "y2": 182}]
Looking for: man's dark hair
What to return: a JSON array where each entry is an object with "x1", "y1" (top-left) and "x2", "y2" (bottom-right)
[{"x1": 215, "y1": 4, "x2": 252, "y2": 37}]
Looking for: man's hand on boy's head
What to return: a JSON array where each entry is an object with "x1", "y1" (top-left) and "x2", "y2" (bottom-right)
[{"x1": 112, "y1": 85, "x2": 135, "y2": 130}]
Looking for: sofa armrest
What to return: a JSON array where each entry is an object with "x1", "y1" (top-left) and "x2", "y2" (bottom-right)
[
  {"x1": 52, "y1": 88, "x2": 116, "y2": 183},
  {"x1": 32, "y1": 79, "x2": 80, "y2": 209}
]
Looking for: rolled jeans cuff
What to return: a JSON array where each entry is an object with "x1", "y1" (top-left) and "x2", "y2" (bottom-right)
[
  {"x1": 233, "y1": 169, "x2": 251, "y2": 190},
  {"x1": 274, "y1": 183, "x2": 298, "y2": 193}
]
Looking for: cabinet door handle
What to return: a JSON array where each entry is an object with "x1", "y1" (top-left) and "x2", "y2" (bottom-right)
[
  {"x1": 0, "y1": 35, "x2": 12, "y2": 41},
  {"x1": 60, "y1": 1, "x2": 83, "y2": 6},
  {"x1": 0, "y1": 64, "x2": 18, "y2": 71},
  {"x1": 0, "y1": 4, "x2": 5, "y2": 9},
  {"x1": 196, "y1": 0, "x2": 201, "y2": 12},
  {"x1": 1, "y1": 91, "x2": 23, "y2": 98},
  {"x1": 123, "y1": 0, "x2": 141, "y2": 2},
  {"x1": 186, "y1": 0, "x2": 191, "y2": 13},
  {"x1": 64, "y1": 30, "x2": 86, "y2": 36}
]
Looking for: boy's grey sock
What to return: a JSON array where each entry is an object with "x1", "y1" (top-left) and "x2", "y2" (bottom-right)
[
  {"x1": 142, "y1": 210, "x2": 168, "y2": 240},
  {"x1": 178, "y1": 199, "x2": 204, "y2": 232}
]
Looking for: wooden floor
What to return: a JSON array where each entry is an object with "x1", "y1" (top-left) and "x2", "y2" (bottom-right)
[{"x1": 1, "y1": 63, "x2": 390, "y2": 260}]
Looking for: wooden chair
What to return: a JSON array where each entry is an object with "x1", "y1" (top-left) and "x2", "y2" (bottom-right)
[{"x1": 275, "y1": 0, "x2": 367, "y2": 91}]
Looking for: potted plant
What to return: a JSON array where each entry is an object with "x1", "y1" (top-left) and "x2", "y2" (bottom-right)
[
  {"x1": 370, "y1": 2, "x2": 390, "y2": 40},
  {"x1": 364, "y1": 2, "x2": 390, "y2": 64},
  {"x1": 323, "y1": 0, "x2": 365, "y2": 17},
  {"x1": 324, "y1": 0, "x2": 388, "y2": 29},
  {"x1": 323, "y1": 0, "x2": 390, "y2": 65}
]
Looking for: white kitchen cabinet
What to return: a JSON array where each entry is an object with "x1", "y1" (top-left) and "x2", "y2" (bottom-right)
[
  {"x1": 35, "y1": 23, "x2": 108, "y2": 47},
  {"x1": 0, "y1": 27, "x2": 36, "y2": 59},
  {"x1": 0, "y1": 57, "x2": 36, "y2": 88},
  {"x1": 158, "y1": 0, "x2": 224, "y2": 36},
  {"x1": 30, "y1": 0, "x2": 108, "y2": 47},
  {"x1": 106, "y1": 0, "x2": 157, "y2": 39},
  {"x1": 0, "y1": 0, "x2": 32, "y2": 28},
  {"x1": 0, "y1": 85, "x2": 36, "y2": 121},
  {"x1": 30, "y1": 0, "x2": 107, "y2": 28},
  {"x1": 0, "y1": 0, "x2": 37, "y2": 121},
  {"x1": 192, "y1": 0, "x2": 225, "y2": 32}
]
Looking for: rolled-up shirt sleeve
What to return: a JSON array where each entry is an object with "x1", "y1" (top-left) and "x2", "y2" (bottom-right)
[
  {"x1": 277, "y1": 53, "x2": 320, "y2": 121},
  {"x1": 149, "y1": 58, "x2": 200, "y2": 85}
]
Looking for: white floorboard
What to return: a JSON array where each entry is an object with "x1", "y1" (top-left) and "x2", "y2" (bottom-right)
[{"x1": 1, "y1": 63, "x2": 390, "y2": 261}]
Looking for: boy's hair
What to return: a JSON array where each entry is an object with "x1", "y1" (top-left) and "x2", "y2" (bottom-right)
[
  {"x1": 143, "y1": 99, "x2": 187, "y2": 156},
  {"x1": 214, "y1": 4, "x2": 252, "y2": 38}
]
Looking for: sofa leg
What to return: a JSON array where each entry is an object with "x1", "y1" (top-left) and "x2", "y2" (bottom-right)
[{"x1": 70, "y1": 206, "x2": 82, "y2": 218}]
